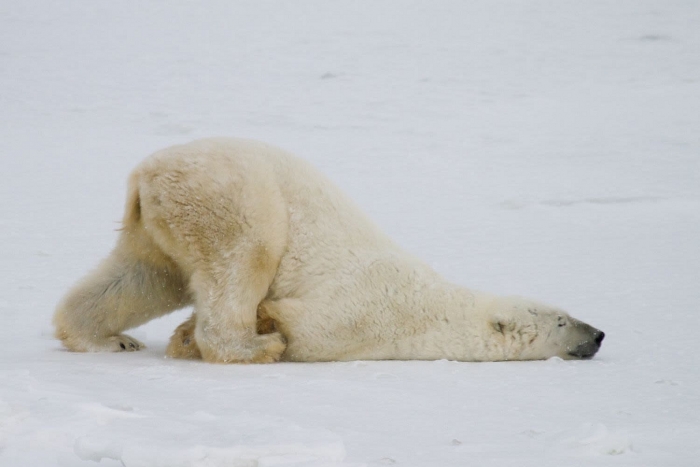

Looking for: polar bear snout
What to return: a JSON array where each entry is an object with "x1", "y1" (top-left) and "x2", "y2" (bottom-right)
[
  {"x1": 567, "y1": 322, "x2": 605, "y2": 359},
  {"x1": 595, "y1": 331, "x2": 605, "y2": 345}
]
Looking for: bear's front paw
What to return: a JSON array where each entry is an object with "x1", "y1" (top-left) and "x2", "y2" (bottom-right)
[{"x1": 166, "y1": 315, "x2": 202, "y2": 360}]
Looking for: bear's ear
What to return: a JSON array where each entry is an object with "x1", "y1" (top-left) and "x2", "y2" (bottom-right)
[
  {"x1": 491, "y1": 320, "x2": 515, "y2": 335},
  {"x1": 491, "y1": 321, "x2": 506, "y2": 334}
]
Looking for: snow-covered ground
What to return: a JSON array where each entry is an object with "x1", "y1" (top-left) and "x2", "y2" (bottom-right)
[{"x1": 1, "y1": 1, "x2": 699, "y2": 465}]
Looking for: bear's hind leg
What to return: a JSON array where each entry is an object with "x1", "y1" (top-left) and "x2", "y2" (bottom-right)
[
  {"x1": 189, "y1": 245, "x2": 287, "y2": 364},
  {"x1": 53, "y1": 230, "x2": 191, "y2": 352},
  {"x1": 166, "y1": 304, "x2": 279, "y2": 360},
  {"x1": 135, "y1": 150, "x2": 289, "y2": 363}
]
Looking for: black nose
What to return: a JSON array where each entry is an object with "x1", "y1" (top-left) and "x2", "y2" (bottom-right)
[{"x1": 594, "y1": 331, "x2": 605, "y2": 346}]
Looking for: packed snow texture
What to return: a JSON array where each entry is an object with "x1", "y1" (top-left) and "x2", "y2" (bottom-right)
[{"x1": 1, "y1": 1, "x2": 699, "y2": 466}]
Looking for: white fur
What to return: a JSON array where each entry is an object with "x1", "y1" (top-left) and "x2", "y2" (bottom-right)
[{"x1": 54, "y1": 138, "x2": 603, "y2": 363}]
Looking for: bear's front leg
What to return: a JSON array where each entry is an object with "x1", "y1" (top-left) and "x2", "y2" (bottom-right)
[{"x1": 166, "y1": 312, "x2": 202, "y2": 359}]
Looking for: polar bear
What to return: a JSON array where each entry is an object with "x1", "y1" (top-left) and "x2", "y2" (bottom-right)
[{"x1": 54, "y1": 138, "x2": 604, "y2": 363}]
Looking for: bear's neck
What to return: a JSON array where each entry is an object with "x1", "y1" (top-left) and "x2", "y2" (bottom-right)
[{"x1": 389, "y1": 274, "x2": 508, "y2": 362}]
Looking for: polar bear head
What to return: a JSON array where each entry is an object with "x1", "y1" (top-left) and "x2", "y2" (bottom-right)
[{"x1": 487, "y1": 298, "x2": 605, "y2": 361}]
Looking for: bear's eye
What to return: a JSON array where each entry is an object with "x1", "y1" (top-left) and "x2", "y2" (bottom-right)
[
  {"x1": 558, "y1": 322, "x2": 566, "y2": 327},
  {"x1": 557, "y1": 316, "x2": 566, "y2": 327}
]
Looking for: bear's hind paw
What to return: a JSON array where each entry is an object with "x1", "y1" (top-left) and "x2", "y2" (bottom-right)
[
  {"x1": 57, "y1": 333, "x2": 145, "y2": 352},
  {"x1": 107, "y1": 334, "x2": 145, "y2": 352},
  {"x1": 249, "y1": 332, "x2": 287, "y2": 363},
  {"x1": 200, "y1": 332, "x2": 287, "y2": 364}
]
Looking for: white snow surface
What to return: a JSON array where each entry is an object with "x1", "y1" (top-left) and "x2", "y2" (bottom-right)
[{"x1": 1, "y1": 1, "x2": 699, "y2": 466}]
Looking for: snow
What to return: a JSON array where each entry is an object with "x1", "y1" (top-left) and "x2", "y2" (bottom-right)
[{"x1": 1, "y1": 0, "x2": 699, "y2": 465}]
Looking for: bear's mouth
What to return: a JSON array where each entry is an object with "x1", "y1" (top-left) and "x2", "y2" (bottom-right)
[
  {"x1": 567, "y1": 349, "x2": 597, "y2": 359},
  {"x1": 567, "y1": 331, "x2": 605, "y2": 359},
  {"x1": 567, "y1": 329, "x2": 605, "y2": 359}
]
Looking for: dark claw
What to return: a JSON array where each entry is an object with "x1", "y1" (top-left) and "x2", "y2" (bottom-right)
[{"x1": 119, "y1": 342, "x2": 126, "y2": 350}]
